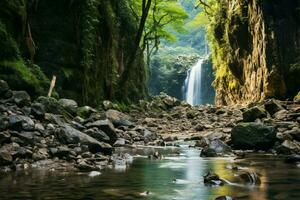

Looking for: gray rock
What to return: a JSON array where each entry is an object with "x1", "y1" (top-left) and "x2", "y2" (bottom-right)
[
  {"x1": 203, "y1": 171, "x2": 225, "y2": 186},
  {"x1": 281, "y1": 140, "x2": 300, "y2": 152},
  {"x1": 56, "y1": 125, "x2": 112, "y2": 154},
  {"x1": 113, "y1": 138, "x2": 126, "y2": 147},
  {"x1": 200, "y1": 147, "x2": 217, "y2": 157},
  {"x1": 0, "y1": 151, "x2": 13, "y2": 166},
  {"x1": 84, "y1": 128, "x2": 110, "y2": 142},
  {"x1": 31, "y1": 103, "x2": 45, "y2": 119},
  {"x1": 0, "y1": 132, "x2": 10, "y2": 144},
  {"x1": 274, "y1": 110, "x2": 288, "y2": 120},
  {"x1": 35, "y1": 96, "x2": 65, "y2": 115},
  {"x1": 58, "y1": 99, "x2": 78, "y2": 115},
  {"x1": 209, "y1": 139, "x2": 232, "y2": 155},
  {"x1": 9, "y1": 115, "x2": 34, "y2": 131},
  {"x1": 32, "y1": 148, "x2": 49, "y2": 161},
  {"x1": 52, "y1": 146, "x2": 72, "y2": 159},
  {"x1": 264, "y1": 99, "x2": 284, "y2": 116},
  {"x1": 14, "y1": 147, "x2": 32, "y2": 159},
  {"x1": 85, "y1": 119, "x2": 117, "y2": 144},
  {"x1": 76, "y1": 159, "x2": 98, "y2": 171},
  {"x1": 242, "y1": 106, "x2": 267, "y2": 122},
  {"x1": 12, "y1": 131, "x2": 37, "y2": 145},
  {"x1": 12, "y1": 91, "x2": 31, "y2": 107},
  {"x1": 0, "y1": 117, "x2": 8, "y2": 131},
  {"x1": 231, "y1": 122, "x2": 276, "y2": 150},
  {"x1": 144, "y1": 129, "x2": 157, "y2": 142}
]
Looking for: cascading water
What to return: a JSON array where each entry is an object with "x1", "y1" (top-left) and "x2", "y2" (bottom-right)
[{"x1": 183, "y1": 58, "x2": 204, "y2": 106}]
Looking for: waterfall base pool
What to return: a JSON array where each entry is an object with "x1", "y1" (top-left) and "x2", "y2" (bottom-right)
[{"x1": 0, "y1": 146, "x2": 299, "y2": 200}]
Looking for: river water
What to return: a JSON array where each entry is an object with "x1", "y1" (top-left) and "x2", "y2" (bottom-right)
[{"x1": 0, "y1": 145, "x2": 299, "y2": 200}]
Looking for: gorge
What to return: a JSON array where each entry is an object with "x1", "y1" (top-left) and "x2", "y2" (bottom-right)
[{"x1": 0, "y1": 0, "x2": 300, "y2": 200}]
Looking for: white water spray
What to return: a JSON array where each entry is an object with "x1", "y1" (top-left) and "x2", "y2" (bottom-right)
[{"x1": 183, "y1": 58, "x2": 204, "y2": 106}]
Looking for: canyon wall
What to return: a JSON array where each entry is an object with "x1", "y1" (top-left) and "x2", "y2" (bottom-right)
[
  {"x1": 210, "y1": 0, "x2": 300, "y2": 105},
  {"x1": 0, "y1": 0, "x2": 147, "y2": 106}
]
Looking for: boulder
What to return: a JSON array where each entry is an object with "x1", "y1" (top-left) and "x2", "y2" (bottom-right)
[
  {"x1": 56, "y1": 125, "x2": 112, "y2": 154},
  {"x1": 9, "y1": 115, "x2": 35, "y2": 131},
  {"x1": 58, "y1": 99, "x2": 78, "y2": 115},
  {"x1": 35, "y1": 96, "x2": 65, "y2": 115},
  {"x1": 84, "y1": 128, "x2": 110, "y2": 142},
  {"x1": 200, "y1": 147, "x2": 217, "y2": 157},
  {"x1": 105, "y1": 109, "x2": 134, "y2": 127},
  {"x1": 85, "y1": 119, "x2": 117, "y2": 144},
  {"x1": 12, "y1": 91, "x2": 31, "y2": 107},
  {"x1": 231, "y1": 122, "x2": 276, "y2": 150},
  {"x1": 209, "y1": 139, "x2": 232, "y2": 155},
  {"x1": 31, "y1": 103, "x2": 45, "y2": 119},
  {"x1": 242, "y1": 106, "x2": 267, "y2": 122}
]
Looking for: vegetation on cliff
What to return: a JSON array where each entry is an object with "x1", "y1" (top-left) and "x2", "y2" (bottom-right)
[{"x1": 194, "y1": 0, "x2": 300, "y2": 105}]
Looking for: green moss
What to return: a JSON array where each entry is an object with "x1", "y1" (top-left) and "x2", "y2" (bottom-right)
[{"x1": 0, "y1": 60, "x2": 49, "y2": 96}]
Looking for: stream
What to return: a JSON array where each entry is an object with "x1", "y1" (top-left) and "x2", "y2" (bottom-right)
[{"x1": 0, "y1": 145, "x2": 299, "y2": 200}]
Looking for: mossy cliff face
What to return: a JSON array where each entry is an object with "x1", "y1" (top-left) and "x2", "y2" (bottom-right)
[
  {"x1": 209, "y1": 0, "x2": 300, "y2": 105},
  {"x1": 0, "y1": 0, "x2": 147, "y2": 105}
]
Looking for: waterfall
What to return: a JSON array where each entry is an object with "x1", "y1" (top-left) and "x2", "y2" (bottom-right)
[{"x1": 183, "y1": 58, "x2": 204, "y2": 106}]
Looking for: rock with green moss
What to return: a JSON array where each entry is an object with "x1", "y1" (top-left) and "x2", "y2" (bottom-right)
[
  {"x1": 231, "y1": 122, "x2": 276, "y2": 150},
  {"x1": 242, "y1": 106, "x2": 267, "y2": 122},
  {"x1": 77, "y1": 106, "x2": 97, "y2": 119},
  {"x1": 35, "y1": 96, "x2": 66, "y2": 115}
]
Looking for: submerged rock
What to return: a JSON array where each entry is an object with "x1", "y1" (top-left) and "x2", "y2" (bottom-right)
[
  {"x1": 215, "y1": 196, "x2": 234, "y2": 200},
  {"x1": 200, "y1": 139, "x2": 232, "y2": 157},
  {"x1": 237, "y1": 171, "x2": 261, "y2": 185},
  {"x1": 203, "y1": 171, "x2": 225, "y2": 186}
]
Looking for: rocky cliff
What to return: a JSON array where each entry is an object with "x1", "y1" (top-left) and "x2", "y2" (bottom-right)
[
  {"x1": 0, "y1": 0, "x2": 147, "y2": 106},
  {"x1": 209, "y1": 0, "x2": 300, "y2": 105}
]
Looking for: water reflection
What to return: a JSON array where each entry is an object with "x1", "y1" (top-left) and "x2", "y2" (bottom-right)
[{"x1": 0, "y1": 147, "x2": 299, "y2": 200}]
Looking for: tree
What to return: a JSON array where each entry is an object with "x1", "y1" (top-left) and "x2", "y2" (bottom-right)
[
  {"x1": 120, "y1": 0, "x2": 152, "y2": 87},
  {"x1": 120, "y1": 0, "x2": 187, "y2": 99}
]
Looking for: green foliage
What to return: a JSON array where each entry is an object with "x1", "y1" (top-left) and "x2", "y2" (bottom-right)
[
  {"x1": 130, "y1": 0, "x2": 188, "y2": 50},
  {"x1": 0, "y1": 60, "x2": 49, "y2": 95}
]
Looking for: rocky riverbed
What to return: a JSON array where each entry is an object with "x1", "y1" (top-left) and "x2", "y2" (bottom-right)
[{"x1": 0, "y1": 80, "x2": 299, "y2": 173}]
